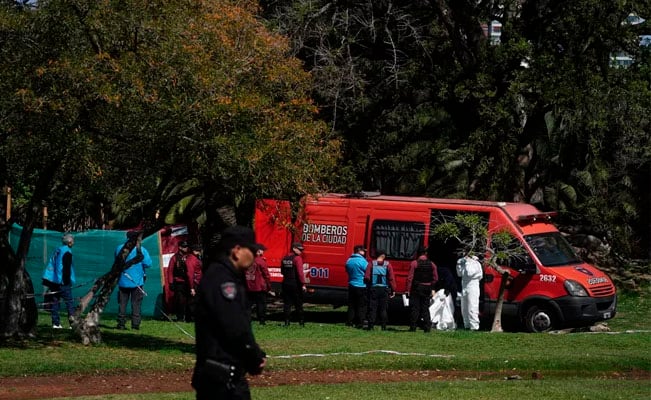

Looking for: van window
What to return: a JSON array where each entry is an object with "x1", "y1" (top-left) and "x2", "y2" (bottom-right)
[
  {"x1": 371, "y1": 220, "x2": 425, "y2": 260},
  {"x1": 525, "y1": 232, "x2": 581, "y2": 267}
]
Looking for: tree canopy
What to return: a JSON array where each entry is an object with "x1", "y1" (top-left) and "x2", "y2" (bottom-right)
[
  {"x1": 0, "y1": 0, "x2": 340, "y2": 339},
  {"x1": 262, "y1": 0, "x2": 651, "y2": 258}
]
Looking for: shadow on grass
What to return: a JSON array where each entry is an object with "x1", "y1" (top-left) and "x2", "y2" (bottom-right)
[
  {"x1": 1, "y1": 323, "x2": 195, "y2": 354},
  {"x1": 98, "y1": 329, "x2": 195, "y2": 353}
]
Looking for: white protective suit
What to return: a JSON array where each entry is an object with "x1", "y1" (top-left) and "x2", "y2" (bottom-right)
[{"x1": 456, "y1": 255, "x2": 483, "y2": 330}]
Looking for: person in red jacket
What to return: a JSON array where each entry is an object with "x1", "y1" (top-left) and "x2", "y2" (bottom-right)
[
  {"x1": 184, "y1": 243, "x2": 203, "y2": 322},
  {"x1": 245, "y1": 244, "x2": 271, "y2": 325},
  {"x1": 190, "y1": 244, "x2": 203, "y2": 288},
  {"x1": 166, "y1": 241, "x2": 198, "y2": 322}
]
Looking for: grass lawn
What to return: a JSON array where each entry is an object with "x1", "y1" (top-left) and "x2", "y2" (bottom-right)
[
  {"x1": 53, "y1": 379, "x2": 650, "y2": 400},
  {"x1": 1, "y1": 289, "x2": 649, "y2": 399}
]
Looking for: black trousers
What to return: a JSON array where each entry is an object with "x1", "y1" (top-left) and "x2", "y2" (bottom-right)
[
  {"x1": 409, "y1": 285, "x2": 432, "y2": 331},
  {"x1": 172, "y1": 282, "x2": 192, "y2": 322},
  {"x1": 367, "y1": 286, "x2": 390, "y2": 328},
  {"x1": 247, "y1": 291, "x2": 267, "y2": 323},
  {"x1": 347, "y1": 285, "x2": 368, "y2": 327},
  {"x1": 282, "y1": 284, "x2": 304, "y2": 324},
  {"x1": 194, "y1": 374, "x2": 250, "y2": 400},
  {"x1": 118, "y1": 286, "x2": 144, "y2": 329}
]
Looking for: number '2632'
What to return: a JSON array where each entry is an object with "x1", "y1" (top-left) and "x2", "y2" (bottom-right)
[{"x1": 540, "y1": 274, "x2": 556, "y2": 283}]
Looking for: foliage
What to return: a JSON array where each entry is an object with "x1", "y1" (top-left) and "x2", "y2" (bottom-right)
[
  {"x1": 0, "y1": 0, "x2": 341, "y2": 230},
  {"x1": 0, "y1": 0, "x2": 341, "y2": 338},
  {"x1": 262, "y1": 0, "x2": 651, "y2": 259}
]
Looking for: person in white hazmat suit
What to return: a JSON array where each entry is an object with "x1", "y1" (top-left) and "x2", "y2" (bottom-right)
[{"x1": 456, "y1": 254, "x2": 483, "y2": 330}]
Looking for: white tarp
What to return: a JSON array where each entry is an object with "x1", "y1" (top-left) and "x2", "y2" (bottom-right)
[{"x1": 429, "y1": 289, "x2": 456, "y2": 330}]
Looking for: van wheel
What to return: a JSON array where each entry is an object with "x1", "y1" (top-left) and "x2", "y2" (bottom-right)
[{"x1": 524, "y1": 305, "x2": 557, "y2": 333}]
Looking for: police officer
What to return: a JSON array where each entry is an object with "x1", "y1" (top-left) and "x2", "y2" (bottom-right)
[
  {"x1": 281, "y1": 242, "x2": 306, "y2": 326},
  {"x1": 192, "y1": 225, "x2": 266, "y2": 400},
  {"x1": 406, "y1": 246, "x2": 438, "y2": 332},
  {"x1": 364, "y1": 249, "x2": 396, "y2": 330}
]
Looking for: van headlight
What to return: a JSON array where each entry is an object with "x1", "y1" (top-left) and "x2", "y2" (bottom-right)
[{"x1": 564, "y1": 280, "x2": 588, "y2": 297}]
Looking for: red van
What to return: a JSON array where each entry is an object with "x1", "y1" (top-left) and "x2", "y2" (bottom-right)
[{"x1": 254, "y1": 193, "x2": 617, "y2": 332}]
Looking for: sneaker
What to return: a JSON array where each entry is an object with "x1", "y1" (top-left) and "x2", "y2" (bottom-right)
[{"x1": 52, "y1": 324, "x2": 63, "y2": 329}]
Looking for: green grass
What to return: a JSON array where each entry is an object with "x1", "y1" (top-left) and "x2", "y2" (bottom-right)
[
  {"x1": 56, "y1": 379, "x2": 650, "y2": 400},
  {"x1": 1, "y1": 290, "x2": 649, "y2": 399},
  {"x1": 609, "y1": 289, "x2": 651, "y2": 331},
  {"x1": 2, "y1": 315, "x2": 648, "y2": 377},
  {"x1": 1, "y1": 291, "x2": 650, "y2": 377}
]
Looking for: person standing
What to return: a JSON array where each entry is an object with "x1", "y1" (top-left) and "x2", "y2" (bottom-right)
[
  {"x1": 42, "y1": 233, "x2": 76, "y2": 329},
  {"x1": 456, "y1": 254, "x2": 483, "y2": 330},
  {"x1": 166, "y1": 241, "x2": 195, "y2": 322},
  {"x1": 116, "y1": 231, "x2": 152, "y2": 330},
  {"x1": 406, "y1": 246, "x2": 438, "y2": 332},
  {"x1": 363, "y1": 250, "x2": 396, "y2": 330},
  {"x1": 186, "y1": 244, "x2": 203, "y2": 322},
  {"x1": 245, "y1": 244, "x2": 271, "y2": 325},
  {"x1": 435, "y1": 262, "x2": 459, "y2": 303},
  {"x1": 192, "y1": 225, "x2": 266, "y2": 400},
  {"x1": 345, "y1": 245, "x2": 368, "y2": 328},
  {"x1": 281, "y1": 242, "x2": 306, "y2": 327}
]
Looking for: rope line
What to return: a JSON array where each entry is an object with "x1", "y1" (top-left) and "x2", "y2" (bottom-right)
[
  {"x1": 0, "y1": 279, "x2": 97, "y2": 300},
  {"x1": 549, "y1": 329, "x2": 651, "y2": 334},
  {"x1": 269, "y1": 349, "x2": 455, "y2": 359}
]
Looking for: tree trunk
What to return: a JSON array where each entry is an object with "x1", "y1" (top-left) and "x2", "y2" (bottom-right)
[
  {"x1": 201, "y1": 182, "x2": 237, "y2": 260},
  {"x1": 74, "y1": 270, "x2": 123, "y2": 345},
  {"x1": 0, "y1": 157, "x2": 62, "y2": 339},
  {"x1": 0, "y1": 256, "x2": 38, "y2": 339},
  {"x1": 491, "y1": 269, "x2": 511, "y2": 333},
  {"x1": 73, "y1": 235, "x2": 143, "y2": 345},
  {"x1": 0, "y1": 192, "x2": 50, "y2": 338}
]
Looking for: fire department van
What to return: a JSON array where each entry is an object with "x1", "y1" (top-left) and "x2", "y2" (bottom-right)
[{"x1": 254, "y1": 193, "x2": 617, "y2": 332}]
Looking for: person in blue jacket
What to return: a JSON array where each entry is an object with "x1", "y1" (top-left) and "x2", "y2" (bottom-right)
[
  {"x1": 345, "y1": 245, "x2": 369, "y2": 328},
  {"x1": 115, "y1": 231, "x2": 152, "y2": 330},
  {"x1": 42, "y1": 233, "x2": 76, "y2": 329}
]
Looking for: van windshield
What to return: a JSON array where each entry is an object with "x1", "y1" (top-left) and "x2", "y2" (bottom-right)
[{"x1": 524, "y1": 232, "x2": 582, "y2": 267}]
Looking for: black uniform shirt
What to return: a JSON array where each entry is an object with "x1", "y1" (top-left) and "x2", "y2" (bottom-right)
[{"x1": 193, "y1": 256, "x2": 266, "y2": 378}]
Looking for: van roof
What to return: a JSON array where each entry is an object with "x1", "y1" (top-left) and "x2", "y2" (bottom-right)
[{"x1": 308, "y1": 193, "x2": 545, "y2": 220}]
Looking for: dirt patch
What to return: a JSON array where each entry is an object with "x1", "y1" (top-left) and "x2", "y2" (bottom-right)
[{"x1": 0, "y1": 369, "x2": 648, "y2": 399}]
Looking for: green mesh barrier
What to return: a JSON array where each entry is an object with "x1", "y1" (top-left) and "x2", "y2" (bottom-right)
[{"x1": 10, "y1": 224, "x2": 165, "y2": 318}]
